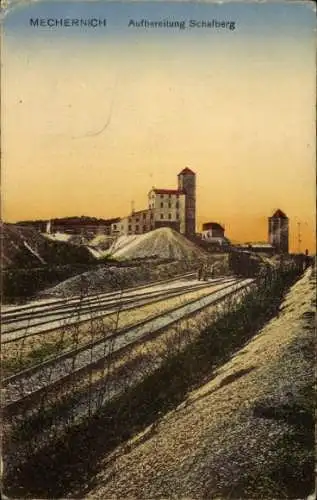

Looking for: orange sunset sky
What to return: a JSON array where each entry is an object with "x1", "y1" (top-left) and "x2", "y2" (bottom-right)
[{"x1": 2, "y1": 1, "x2": 316, "y2": 252}]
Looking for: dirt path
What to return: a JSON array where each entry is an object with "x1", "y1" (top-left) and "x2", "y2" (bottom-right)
[{"x1": 87, "y1": 268, "x2": 315, "y2": 499}]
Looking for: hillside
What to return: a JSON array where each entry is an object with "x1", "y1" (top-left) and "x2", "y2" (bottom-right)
[
  {"x1": 2, "y1": 223, "x2": 102, "y2": 302},
  {"x1": 2, "y1": 224, "x2": 47, "y2": 268},
  {"x1": 1, "y1": 224, "x2": 95, "y2": 269},
  {"x1": 15, "y1": 216, "x2": 119, "y2": 233}
]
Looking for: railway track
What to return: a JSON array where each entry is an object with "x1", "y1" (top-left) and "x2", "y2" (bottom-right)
[
  {"x1": 2, "y1": 271, "x2": 197, "y2": 316},
  {"x1": 3, "y1": 277, "x2": 254, "y2": 416},
  {"x1": 2, "y1": 272, "x2": 199, "y2": 327},
  {"x1": 1, "y1": 276, "x2": 236, "y2": 343}
]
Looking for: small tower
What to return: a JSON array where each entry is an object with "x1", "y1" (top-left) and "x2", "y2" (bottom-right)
[
  {"x1": 268, "y1": 209, "x2": 289, "y2": 253},
  {"x1": 178, "y1": 167, "x2": 196, "y2": 237}
]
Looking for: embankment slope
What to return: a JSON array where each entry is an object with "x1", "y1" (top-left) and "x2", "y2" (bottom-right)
[{"x1": 89, "y1": 268, "x2": 315, "y2": 499}]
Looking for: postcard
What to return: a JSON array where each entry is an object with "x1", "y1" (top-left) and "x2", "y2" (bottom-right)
[{"x1": 1, "y1": 1, "x2": 316, "y2": 498}]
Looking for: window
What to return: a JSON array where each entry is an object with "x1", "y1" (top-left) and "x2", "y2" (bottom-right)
[
  {"x1": 136, "y1": 218, "x2": 139, "y2": 223},
  {"x1": 135, "y1": 225, "x2": 139, "y2": 232},
  {"x1": 143, "y1": 213, "x2": 146, "y2": 219},
  {"x1": 160, "y1": 194, "x2": 164, "y2": 198},
  {"x1": 176, "y1": 212, "x2": 179, "y2": 219},
  {"x1": 113, "y1": 224, "x2": 117, "y2": 229},
  {"x1": 128, "y1": 218, "x2": 132, "y2": 223},
  {"x1": 176, "y1": 194, "x2": 179, "y2": 199},
  {"x1": 160, "y1": 202, "x2": 164, "y2": 208},
  {"x1": 160, "y1": 214, "x2": 164, "y2": 219},
  {"x1": 128, "y1": 225, "x2": 131, "y2": 231},
  {"x1": 168, "y1": 213, "x2": 172, "y2": 219},
  {"x1": 176, "y1": 201, "x2": 179, "y2": 209},
  {"x1": 168, "y1": 194, "x2": 171, "y2": 198}
]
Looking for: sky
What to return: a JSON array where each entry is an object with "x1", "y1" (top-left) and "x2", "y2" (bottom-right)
[{"x1": 1, "y1": 0, "x2": 316, "y2": 252}]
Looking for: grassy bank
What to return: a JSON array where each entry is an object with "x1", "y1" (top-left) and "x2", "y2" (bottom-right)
[
  {"x1": 3, "y1": 266, "x2": 308, "y2": 498},
  {"x1": 2, "y1": 263, "x2": 98, "y2": 303}
]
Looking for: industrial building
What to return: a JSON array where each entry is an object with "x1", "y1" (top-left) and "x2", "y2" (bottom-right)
[
  {"x1": 112, "y1": 168, "x2": 196, "y2": 238},
  {"x1": 16, "y1": 176, "x2": 291, "y2": 255},
  {"x1": 201, "y1": 222, "x2": 230, "y2": 247},
  {"x1": 268, "y1": 209, "x2": 289, "y2": 253},
  {"x1": 16, "y1": 169, "x2": 196, "y2": 239},
  {"x1": 16, "y1": 217, "x2": 120, "y2": 237}
]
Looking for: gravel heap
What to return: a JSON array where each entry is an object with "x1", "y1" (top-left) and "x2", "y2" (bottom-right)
[
  {"x1": 108, "y1": 228, "x2": 207, "y2": 261},
  {"x1": 40, "y1": 260, "x2": 196, "y2": 298},
  {"x1": 88, "y1": 268, "x2": 315, "y2": 499},
  {"x1": 87, "y1": 235, "x2": 116, "y2": 257}
]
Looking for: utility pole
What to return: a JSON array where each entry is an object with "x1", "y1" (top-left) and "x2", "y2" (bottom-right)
[{"x1": 297, "y1": 221, "x2": 301, "y2": 254}]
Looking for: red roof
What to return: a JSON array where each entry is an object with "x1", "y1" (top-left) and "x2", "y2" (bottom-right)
[
  {"x1": 152, "y1": 189, "x2": 184, "y2": 195},
  {"x1": 178, "y1": 167, "x2": 195, "y2": 176},
  {"x1": 272, "y1": 209, "x2": 288, "y2": 219}
]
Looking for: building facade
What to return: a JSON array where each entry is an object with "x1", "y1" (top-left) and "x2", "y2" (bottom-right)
[
  {"x1": 17, "y1": 217, "x2": 120, "y2": 237},
  {"x1": 202, "y1": 222, "x2": 225, "y2": 239},
  {"x1": 112, "y1": 209, "x2": 155, "y2": 236},
  {"x1": 201, "y1": 222, "x2": 229, "y2": 247},
  {"x1": 148, "y1": 188, "x2": 186, "y2": 233},
  {"x1": 268, "y1": 209, "x2": 289, "y2": 253},
  {"x1": 113, "y1": 168, "x2": 196, "y2": 237}
]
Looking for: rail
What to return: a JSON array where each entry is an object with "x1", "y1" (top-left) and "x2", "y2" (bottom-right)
[
  {"x1": 3, "y1": 278, "x2": 254, "y2": 416},
  {"x1": 2, "y1": 277, "x2": 236, "y2": 343}
]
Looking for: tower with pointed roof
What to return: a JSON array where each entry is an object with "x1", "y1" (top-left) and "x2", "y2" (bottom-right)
[
  {"x1": 178, "y1": 167, "x2": 196, "y2": 237},
  {"x1": 268, "y1": 209, "x2": 289, "y2": 253}
]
